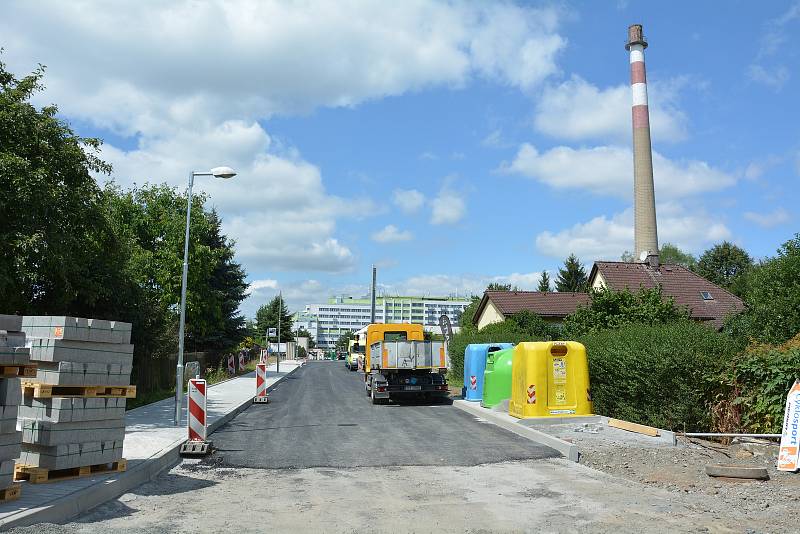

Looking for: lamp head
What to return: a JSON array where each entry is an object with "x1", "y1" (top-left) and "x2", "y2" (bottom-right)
[{"x1": 210, "y1": 166, "x2": 237, "y2": 179}]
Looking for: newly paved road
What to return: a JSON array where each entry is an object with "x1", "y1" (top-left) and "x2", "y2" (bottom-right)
[{"x1": 209, "y1": 360, "x2": 558, "y2": 468}]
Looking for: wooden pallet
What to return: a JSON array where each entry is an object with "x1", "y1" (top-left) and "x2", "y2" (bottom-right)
[
  {"x1": 0, "y1": 484, "x2": 21, "y2": 502},
  {"x1": 21, "y1": 382, "x2": 136, "y2": 399},
  {"x1": 0, "y1": 364, "x2": 37, "y2": 378},
  {"x1": 15, "y1": 459, "x2": 127, "y2": 484}
]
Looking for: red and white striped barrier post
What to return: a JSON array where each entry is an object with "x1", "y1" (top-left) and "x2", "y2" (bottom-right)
[
  {"x1": 253, "y1": 363, "x2": 270, "y2": 404},
  {"x1": 179, "y1": 378, "x2": 212, "y2": 456},
  {"x1": 227, "y1": 354, "x2": 235, "y2": 375},
  {"x1": 259, "y1": 349, "x2": 267, "y2": 364},
  {"x1": 238, "y1": 352, "x2": 246, "y2": 371}
]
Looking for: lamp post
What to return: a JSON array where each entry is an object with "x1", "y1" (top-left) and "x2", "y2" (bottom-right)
[{"x1": 174, "y1": 166, "x2": 237, "y2": 426}]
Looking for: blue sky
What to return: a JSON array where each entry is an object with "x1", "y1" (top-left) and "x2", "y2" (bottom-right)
[{"x1": 2, "y1": 1, "x2": 798, "y2": 316}]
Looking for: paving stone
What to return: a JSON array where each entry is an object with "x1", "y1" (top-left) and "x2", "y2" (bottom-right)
[
  {"x1": 0, "y1": 332, "x2": 26, "y2": 348},
  {"x1": 27, "y1": 339, "x2": 133, "y2": 366},
  {"x1": 0, "y1": 378, "x2": 21, "y2": 406},
  {"x1": 22, "y1": 316, "x2": 132, "y2": 344},
  {"x1": 20, "y1": 418, "x2": 126, "y2": 446},
  {"x1": 20, "y1": 398, "x2": 125, "y2": 423},
  {"x1": 19, "y1": 441, "x2": 123, "y2": 470},
  {"x1": 0, "y1": 345, "x2": 31, "y2": 365},
  {"x1": 0, "y1": 315, "x2": 23, "y2": 332}
]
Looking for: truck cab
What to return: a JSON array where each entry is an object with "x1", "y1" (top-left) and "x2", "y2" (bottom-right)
[
  {"x1": 363, "y1": 324, "x2": 449, "y2": 404},
  {"x1": 346, "y1": 339, "x2": 363, "y2": 371}
]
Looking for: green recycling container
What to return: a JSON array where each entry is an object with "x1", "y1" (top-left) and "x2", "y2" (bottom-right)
[{"x1": 481, "y1": 347, "x2": 515, "y2": 408}]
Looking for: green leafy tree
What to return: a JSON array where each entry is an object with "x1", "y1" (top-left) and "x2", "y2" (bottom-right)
[
  {"x1": 659, "y1": 243, "x2": 696, "y2": 269},
  {"x1": 294, "y1": 327, "x2": 316, "y2": 349},
  {"x1": 555, "y1": 254, "x2": 588, "y2": 293},
  {"x1": 457, "y1": 296, "x2": 481, "y2": 331},
  {"x1": 335, "y1": 330, "x2": 355, "y2": 350},
  {"x1": 537, "y1": 271, "x2": 551, "y2": 292},
  {"x1": 256, "y1": 296, "x2": 294, "y2": 342},
  {"x1": 564, "y1": 286, "x2": 689, "y2": 336},
  {"x1": 725, "y1": 234, "x2": 800, "y2": 344},
  {"x1": 697, "y1": 241, "x2": 752, "y2": 296},
  {"x1": 621, "y1": 243, "x2": 695, "y2": 269},
  {"x1": 486, "y1": 282, "x2": 515, "y2": 291},
  {"x1": 0, "y1": 60, "x2": 118, "y2": 314}
]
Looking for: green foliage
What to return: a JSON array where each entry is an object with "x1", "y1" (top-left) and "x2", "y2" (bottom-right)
[
  {"x1": 724, "y1": 234, "x2": 800, "y2": 344},
  {"x1": 537, "y1": 271, "x2": 551, "y2": 292},
  {"x1": 564, "y1": 286, "x2": 688, "y2": 336},
  {"x1": 555, "y1": 254, "x2": 588, "y2": 293},
  {"x1": 486, "y1": 282, "x2": 515, "y2": 291},
  {"x1": 621, "y1": 243, "x2": 696, "y2": 269},
  {"x1": 580, "y1": 321, "x2": 741, "y2": 431},
  {"x1": 335, "y1": 330, "x2": 355, "y2": 350},
  {"x1": 457, "y1": 296, "x2": 481, "y2": 330},
  {"x1": 448, "y1": 311, "x2": 559, "y2": 383},
  {"x1": 256, "y1": 296, "x2": 294, "y2": 342},
  {"x1": 1, "y1": 60, "x2": 248, "y2": 396},
  {"x1": 718, "y1": 343, "x2": 800, "y2": 433},
  {"x1": 697, "y1": 241, "x2": 753, "y2": 296},
  {"x1": 294, "y1": 327, "x2": 316, "y2": 348}
]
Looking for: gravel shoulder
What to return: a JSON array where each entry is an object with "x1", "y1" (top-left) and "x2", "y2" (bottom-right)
[{"x1": 7, "y1": 457, "x2": 785, "y2": 534}]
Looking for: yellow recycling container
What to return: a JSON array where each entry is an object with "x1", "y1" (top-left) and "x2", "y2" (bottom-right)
[{"x1": 509, "y1": 341, "x2": 593, "y2": 419}]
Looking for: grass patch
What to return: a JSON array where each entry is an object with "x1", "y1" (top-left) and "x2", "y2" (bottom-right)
[{"x1": 127, "y1": 387, "x2": 174, "y2": 410}]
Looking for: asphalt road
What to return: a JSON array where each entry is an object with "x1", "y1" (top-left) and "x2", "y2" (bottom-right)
[{"x1": 209, "y1": 360, "x2": 558, "y2": 468}]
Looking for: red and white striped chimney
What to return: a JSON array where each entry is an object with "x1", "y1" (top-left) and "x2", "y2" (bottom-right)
[{"x1": 626, "y1": 24, "x2": 659, "y2": 263}]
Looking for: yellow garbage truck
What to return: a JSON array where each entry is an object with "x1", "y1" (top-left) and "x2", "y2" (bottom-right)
[{"x1": 362, "y1": 323, "x2": 449, "y2": 404}]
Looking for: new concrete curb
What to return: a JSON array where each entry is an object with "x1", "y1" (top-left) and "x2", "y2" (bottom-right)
[
  {"x1": 0, "y1": 364, "x2": 302, "y2": 529},
  {"x1": 453, "y1": 399, "x2": 579, "y2": 462}
]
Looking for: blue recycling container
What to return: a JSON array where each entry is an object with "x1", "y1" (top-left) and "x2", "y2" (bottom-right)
[{"x1": 463, "y1": 343, "x2": 513, "y2": 401}]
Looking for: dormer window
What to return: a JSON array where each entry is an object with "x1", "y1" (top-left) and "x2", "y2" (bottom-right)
[{"x1": 700, "y1": 291, "x2": 714, "y2": 301}]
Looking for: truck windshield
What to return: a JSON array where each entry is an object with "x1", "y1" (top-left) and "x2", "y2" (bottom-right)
[{"x1": 383, "y1": 332, "x2": 408, "y2": 342}]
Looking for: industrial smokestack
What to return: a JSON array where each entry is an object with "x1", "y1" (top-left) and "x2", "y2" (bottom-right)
[
  {"x1": 626, "y1": 24, "x2": 659, "y2": 263},
  {"x1": 370, "y1": 265, "x2": 377, "y2": 324}
]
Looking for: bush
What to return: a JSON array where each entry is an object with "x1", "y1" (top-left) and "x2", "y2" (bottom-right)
[
  {"x1": 579, "y1": 321, "x2": 742, "y2": 431},
  {"x1": 564, "y1": 286, "x2": 688, "y2": 337},
  {"x1": 712, "y1": 336, "x2": 800, "y2": 433}
]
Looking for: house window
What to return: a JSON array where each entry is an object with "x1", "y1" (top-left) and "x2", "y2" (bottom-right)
[{"x1": 700, "y1": 291, "x2": 714, "y2": 300}]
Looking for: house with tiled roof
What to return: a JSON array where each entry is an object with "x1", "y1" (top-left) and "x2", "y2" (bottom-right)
[
  {"x1": 473, "y1": 291, "x2": 590, "y2": 330},
  {"x1": 588, "y1": 261, "x2": 745, "y2": 329}
]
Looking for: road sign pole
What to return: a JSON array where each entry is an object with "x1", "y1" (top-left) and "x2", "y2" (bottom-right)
[{"x1": 277, "y1": 292, "x2": 281, "y2": 373}]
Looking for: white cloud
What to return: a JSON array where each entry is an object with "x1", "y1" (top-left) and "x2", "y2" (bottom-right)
[
  {"x1": 747, "y1": 65, "x2": 790, "y2": 90},
  {"x1": 744, "y1": 208, "x2": 791, "y2": 228},
  {"x1": 481, "y1": 129, "x2": 509, "y2": 148},
  {"x1": 245, "y1": 279, "x2": 278, "y2": 296},
  {"x1": 535, "y1": 205, "x2": 731, "y2": 262},
  {"x1": 2, "y1": 1, "x2": 565, "y2": 131},
  {"x1": 383, "y1": 271, "x2": 542, "y2": 297},
  {"x1": 392, "y1": 189, "x2": 426, "y2": 214},
  {"x1": 419, "y1": 152, "x2": 438, "y2": 161},
  {"x1": 371, "y1": 225, "x2": 413, "y2": 243},
  {"x1": 505, "y1": 143, "x2": 736, "y2": 200},
  {"x1": 430, "y1": 185, "x2": 466, "y2": 225},
  {"x1": 1, "y1": 1, "x2": 566, "y2": 277},
  {"x1": 533, "y1": 75, "x2": 688, "y2": 143}
]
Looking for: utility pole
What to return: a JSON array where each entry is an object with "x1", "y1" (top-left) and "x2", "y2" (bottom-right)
[
  {"x1": 370, "y1": 265, "x2": 377, "y2": 324},
  {"x1": 277, "y1": 292, "x2": 282, "y2": 373}
]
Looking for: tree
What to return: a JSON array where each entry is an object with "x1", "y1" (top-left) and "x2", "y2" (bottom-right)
[
  {"x1": 621, "y1": 243, "x2": 695, "y2": 269},
  {"x1": 537, "y1": 271, "x2": 551, "y2": 292},
  {"x1": 335, "y1": 330, "x2": 355, "y2": 350},
  {"x1": 0, "y1": 60, "x2": 116, "y2": 314},
  {"x1": 659, "y1": 243, "x2": 696, "y2": 269},
  {"x1": 294, "y1": 327, "x2": 316, "y2": 349},
  {"x1": 697, "y1": 242, "x2": 752, "y2": 296},
  {"x1": 563, "y1": 286, "x2": 689, "y2": 336},
  {"x1": 555, "y1": 254, "x2": 588, "y2": 292},
  {"x1": 725, "y1": 234, "x2": 800, "y2": 344},
  {"x1": 457, "y1": 296, "x2": 481, "y2": 331},
  {"x1": 255, "y1": 296, "x2": 294, "y2": 342},
  {"x1": 486, "y1": 282, "x2": 515, "y2": 291}
]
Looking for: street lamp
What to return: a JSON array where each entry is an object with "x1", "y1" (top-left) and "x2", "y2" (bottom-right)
[{"x1": 174, "y1": 166, "x2": 237, "y2": 426}]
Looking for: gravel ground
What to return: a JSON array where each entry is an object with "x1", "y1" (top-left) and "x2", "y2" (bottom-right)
[
  {"x1": 7, "y1": 457, "x2": 787, "y2": 534},
  {"x1": 574, "y1": 435, "x2": 800, "y2": 529}
]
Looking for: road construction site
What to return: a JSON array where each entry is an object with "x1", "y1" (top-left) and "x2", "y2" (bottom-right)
[{"x1": 7, "y1": 360, "x2": 796, "y2": 533}]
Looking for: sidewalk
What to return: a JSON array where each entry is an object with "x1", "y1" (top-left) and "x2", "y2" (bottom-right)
[{"x1": 0, "y1": 360, "x2": 303, "y2": 528}]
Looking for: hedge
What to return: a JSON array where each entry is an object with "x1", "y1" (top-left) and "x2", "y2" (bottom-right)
[{"x1": 579, "y1": 320, "x2": 742, "y2": 431}]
